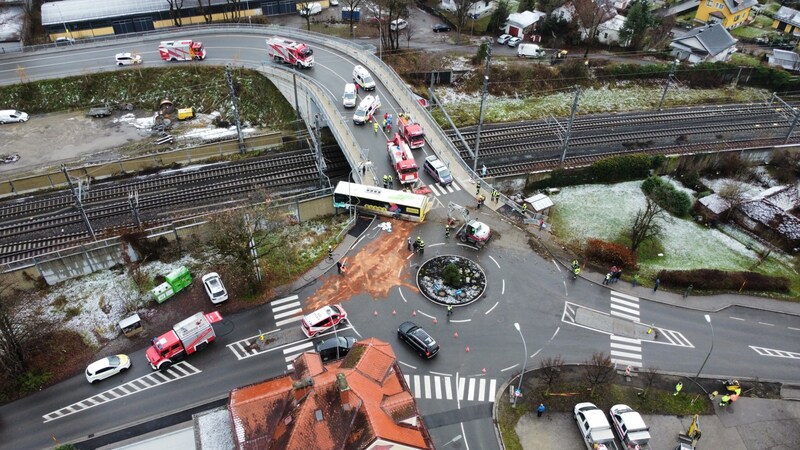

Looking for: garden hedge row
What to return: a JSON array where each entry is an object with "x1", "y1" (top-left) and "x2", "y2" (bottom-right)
[
  {"x1": 656, "y1": 269, "x2": 790, "y2": 293},
  {"x1": 585, "y1": 239, "x2": 638, "y2": 269}
]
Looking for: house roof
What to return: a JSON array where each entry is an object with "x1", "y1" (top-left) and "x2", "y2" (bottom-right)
[
  {"x1": 722, "y1": 0, "x2": 758, "y2": 14},
  {"x1": 775, "y1": 6, "x2": 800, "y2": 28},
  {"x1": 698, "y1": 194, "x2": 731, "y2": 215},
  {"x1": 507, "y1": 10, "x2": 546, "y2": 28},
  {"x1": 600, "y1": 14, "x2": 627, "y2": 32},
  {"x1": 228, "y1": 338, "x2": 432, "y2": 450},
  {"x1": 524, "y1": 193, "x2": 554, "y2": 212},
  {"x1": 738, "y1": 185, "x2": 800, "y2": 240},
  {"x1": 670, "y1": 23, "x2": 737, "y2": 57},
  {"x1": 770, "y1": 49, "x2": 800, "y2": 63}
]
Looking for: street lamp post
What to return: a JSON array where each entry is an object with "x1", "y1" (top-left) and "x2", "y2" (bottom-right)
[
  {"x1": 694, "y1": 315, "x2": 714, "y2": 391},
  {"x1": 513, "y1": 322, "x2": 527, "y2": 408},
  {"x1": 378, "y1": 25, "x2": 382, "y2": 61}
]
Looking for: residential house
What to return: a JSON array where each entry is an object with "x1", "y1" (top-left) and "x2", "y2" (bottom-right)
[
  {"x1": 669, "y1": 23, "x2": 738, "y2": 64},
  {"x1": 0, "y1": 1, "x2": 25, "y2": 53},
  {"x1": 220, "y1": 338, "x2": 434, "y2": 450},
  {"x1": 524, "y1": 193, "x2": 554, "y2": 218},
  {"x1": 767, "y1": 49, "x2": 800, "y2": 71},
  {"x1": 695, "y1": 0, "x2": 757, "y2": 29},
  {"x1": 773, "y1": 6, "x2": 800, "y2": 36},
  {"x1": 581, "y1": 14, "x2": 630, "y2": 46},
  {"x1": 695, "y1": 193, "x2": 731, "y2": 225},
  {"x1": 731, "y1": 185, "x2": 800, "y2": 253},
  {"x1": 505, "y1": 10, "x2": 547, "y2": 39},
  {"x1": 440, "y1": 0, "x2": 494, "y2": 18},
  {"x1": 552, "y1": 2, "x2": 576, "y2": 22}
]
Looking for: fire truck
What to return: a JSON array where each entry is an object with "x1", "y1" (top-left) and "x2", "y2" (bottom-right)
[
  {"x1": 386, "y1": 133, "x2": 419, "y2": 185},
  {"x1": 397, "y1": 114, "x2": 425, "y2": 149},
  {"x1": 266, "y1": 37, "x2": 314, "y2": 68},
  {"x1": 158, "y1": 40, "x2": 206, "y2": 61},
  {"x1": 146, "y1": 311, "x2": 223, "y2": 372}
]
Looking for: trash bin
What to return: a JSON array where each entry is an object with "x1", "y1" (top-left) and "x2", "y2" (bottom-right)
[
  {"x1": 166, "y1": 266, "x2": 192, "y2": 293},
  {"x1": 150, "y1": 282, "x2": 175, "y2": 304},
  {"x1": 119, "y1": 313, "x2": 144, "y2": 337}
]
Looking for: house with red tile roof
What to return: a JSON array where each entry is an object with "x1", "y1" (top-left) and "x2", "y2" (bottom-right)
[{"x1": 226, "y1": 337, "x2": 433, "y2": 450}]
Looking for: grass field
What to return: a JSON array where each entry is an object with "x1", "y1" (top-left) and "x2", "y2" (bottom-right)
[{"x1": 729, "y1": 53, "x2": 763, "y2": 67}]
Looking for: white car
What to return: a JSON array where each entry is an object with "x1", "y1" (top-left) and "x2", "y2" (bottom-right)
[
  {"x1": 507, "y1": 37, "x2": 522, "y2": 48},
  {"x1": 342, "y1": 83, "x2": 357, "y2": 108},
  {"x1": 390, "y1": 19, "x2": 408, "y2": 31},
  {"x1": 352, "y1": 94, "x2": 381, "y2": 124},
  {"x1": 299, "y1": 2, "x2": 322, "y2": 16},
  {"x1": 610, "y1": 404, "x2": 651, "y2": 448},
  {"x1": 202, "y1": 272, "x2": 229, "y2": 304},
  {"x1": 86, "y1": 354, "x2": 131, "y2": 383},
  {"x1": 301, "y1": 304, "x2": 347, "y2": 337},
  {"x1": 0, "y1": 110, "x2": 29, "y2": 124},
  {"x1": 115, "y1": 52, "x2": 142, "y2": 66},
  {"x1": 497, "y1": 34, "x2": 512, "y2": 45}
]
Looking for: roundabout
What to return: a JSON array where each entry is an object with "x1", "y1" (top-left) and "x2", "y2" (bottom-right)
[{"x1": 416, "y1": 254, "x2": 487, "y2": 307}]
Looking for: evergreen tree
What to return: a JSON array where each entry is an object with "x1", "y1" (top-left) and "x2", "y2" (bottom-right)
[
  {"x1": 620, "y1": 0, "x2": 658, "y2": 50},
  {"x1": 488, "y1": 0, "x2": 511, "y2": 34},
  {"x1": 518, "y1": 0, "x2": 537, "y2": 13}
]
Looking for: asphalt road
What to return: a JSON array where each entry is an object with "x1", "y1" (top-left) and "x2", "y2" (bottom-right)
[{"x1": 1, "y1": 29, "x2": 799, "y2": 450}]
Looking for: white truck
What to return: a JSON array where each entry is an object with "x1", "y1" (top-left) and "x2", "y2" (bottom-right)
[
  {"x1": 517, "y1": 43, "x2": 547, "y2": 59},
  {"x1": 574, "y1": 402, "x2": 621, "y2": 450},
  {"x1": 158, "y1": 40, "x2": 206, "y2": 61},
  {"x1": 609, "y1": 404, "x2": 651, "y2": 449}
]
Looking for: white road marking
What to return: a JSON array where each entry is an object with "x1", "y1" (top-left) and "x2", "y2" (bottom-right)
[
  {"x1": 272, "y1": 302, "x2": 301, "y2": 313},
  {"x1": 501, "y1": 364, "x2": 519, "y2": 372},
  {"x1": 417, "y1": 310, "x2": 436, "y2": 319},
  {"x1": 758, "y1": 322, "x2": 775, "y2": 326},
  {"x1": 430, "y1": 371, "x2": 453, "y2": 377},
  {"x1": 488, "y1": 379, "x2": 497, "y2": 402},
  {"x1": 445, "y1": 376, "x2": 453, "y2": 400},
  {"x1": 610, "y1": 350, "x2": 642, "y2": 360},
  {"x1": 611, "y1": 359, "x2": 643, "y2": 368},
  {"x1": 610, "y1": 303, "x2": 640, "y2": 315},
  {"x1": 502, "y1": 279, "x2": 505, "y2": 295},
  {"x1": 271, "y1": 295, "x2": 300, "y2": 306},
  {"x1": 275, "y1": 315, "x2": 304, "y2": 327},
  {"x1": 413, "y1": 375, "x2": 421, "y2": 398},
  {"x1": 530, "y1": 348, "x2": 542, "y2": 358},
  {"x1": 611, "y1": 342, "x2": 642, "y2": 352},
  {"x1": 467, "y1": 378, "x2": 476, "y2": 401},
  {"x1": 485, "y1": 301, "x2": 499, "y2": 315},
  {"x1": 434, "y1": 376, "x2": 442, "y2": 399},
  {"x1": 450, "y1": 319, "x2": 471, "y2": 323},
  {"x1": 789, "y1": 327, "x2": 800, "y2": 331},
  {"x1": 610, "y1": 311, "x2": 640, "y2": 322},
  {"x1": 488, "y1": 256, "x2": 500, "y2": 268},
  {"x1": 399, "y1": 287, "x2": 407, "y2": 303},
  {"x1": 552, "y1": 259, "x2": 561, "y2": 271},
  {"x1": 610, "y1": 335, "x2": 641, "y2": 344},
  {"x1": 729, "y1": 316, "x2": 745, "y2": 321},
  {"x1": 478, "y1": 378, "x2": 486, "y2": 402},
  {"x1": 610, "y1": 297, "x2": 640, "y2": 309},
  {"x1": 274, "y1": 308, "x2": 303, "y2": 320},
  {"x1": 282, "y1": 342, "x2": 314, "y2": 355},
  {"x1": 424, "y1": 375, "x2": 432, "y2": 398}
]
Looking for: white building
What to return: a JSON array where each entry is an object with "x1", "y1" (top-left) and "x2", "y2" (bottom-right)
[
  {"x1": 439, "y1": 0, "x2": 494, "y2": 18},
  {"x1": 505, "y1": 10, "x2": 546, "y2": 38},
  {"x1": 767, "y1": 49, "x2": 800, "y2": 71},
  {"x1": 581, "y1": 14, "x2": 629, "y2": 46},
  {"x1": 670, "y1": 23, "x2": 738, "y2": 64},
  {"x1": 0, "y1": 3, "x2": 25, "y2": 53}
]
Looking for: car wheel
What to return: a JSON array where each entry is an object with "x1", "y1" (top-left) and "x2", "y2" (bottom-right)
[
  {"x1": 89, "y1": 378, "x2": 96, "y2": 384},
  {"x1": 159, "y1": 361, "x2": 173, "y2": 373}
]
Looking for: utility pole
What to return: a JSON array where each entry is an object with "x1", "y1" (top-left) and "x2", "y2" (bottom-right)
[
  {"x1": 560, "y1": 87, "x2": 581, "y2": 166},
  {"x1": 658, "y1": 60, "x2": 679, "y2": 111},
  {"x1": 428, "y1": 71, "x2": 436, "y2": 109},
  {"x1": 62, "y1": 165, "x2": 95, "y2": 240},
  {"x1": 785, "y1": 108, "x2": 800, "y2": 144},
  {"x1": 473, "y1": 44, "x2": 492, "y2": 175},
  {"x1": 314, "y1": 113, "x2": 327, "y2": 187},
  {"x1": 293, "y1": 72, "x2": 302, "y2": 141},
  {"x1": 128, "y1": 190, "x2": 142, "y2": 229},
  {"x1": 225, "y1": 65, "x2": 246, "y2": 154}
]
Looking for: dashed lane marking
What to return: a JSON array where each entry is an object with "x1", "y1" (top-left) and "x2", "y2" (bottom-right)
[{"x1": 42, "y1": 362, "x2": 201, "y2": 423}]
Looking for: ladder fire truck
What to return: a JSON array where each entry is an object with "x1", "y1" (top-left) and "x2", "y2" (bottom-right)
[
  {"x1": 397, "y1": 114, "x2": 425, "y2": 149},
  {"x1": 387, "y1": 133, "x2": 419, "y2": 185},
  {"x1": 146, "y1": 311, "x2": 223, "y2": 372},
  {"x1": 158, "y1": 40, "x2": 206, "y2": 61},
  {"x1": 266, "y1": 37, "x2": 314, "y2": 68}
]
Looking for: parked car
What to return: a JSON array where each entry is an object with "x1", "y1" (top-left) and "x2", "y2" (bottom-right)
[
  {"x1": 115, "y1": 52, "x2": 142, "y2": 66},
  {"x1": 302, "y1": 304, "x2": 347, "y2": 337},
  {"x1": 397, "y1": 321, "x2": 439, "y2": 358},
  {"x1": 432, "y1": 23, "x2": 452, "y2": 33},
  {"x1": 609, "y1": 404, "x2": 651, "y2": 448},
  {"x1": 0, "y1": 110, "x2": 29, "y2": 124},
  {"x1": 342, "y1": 83, "x2": 357, "y2": 108},
  {"x1": 202, "y1": 272, "x2": 229, "y2": 304},
  {"x1": 497, "y1": 34, "x2": 512, "y2": 45},
  {"x1": 55, "y1": 37, "x2": 75, "y2": 46},
  {"x1": 329, "y1": 0, "x2": 339, "y2": 5},
  {"x1": 352, "y1": 94, "x2": 381, "y2": 124},
  {"x1": 299, "y1": 2, "x2": 322, "y2": 16},
  {"x1": 507, "y1": 37, "x2": 522, "y2": 48},
  {"x1": 574, "y1": 402, "x2": 618, "y2": 450},
  {"x1": 423, "y1": 155, "x2": 453, "y2": 186},
  {"x1": 390, "y1": 19, "x2": 408, "y2": 31},
  {"x1": 85, "y1": 354, "x2": 131, "y2": 383},
  {"x1": 315, "y1": 336, "x2": 356, "y2": 361}
]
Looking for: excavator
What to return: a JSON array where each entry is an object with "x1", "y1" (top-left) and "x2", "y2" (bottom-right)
[{"x1": 448, "y1": 202, "x2": 491, "y2": 248}]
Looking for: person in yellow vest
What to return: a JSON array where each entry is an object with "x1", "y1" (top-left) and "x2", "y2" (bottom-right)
[{"x1": 674, "y1": 381, "x2": 683, "y2": 396}]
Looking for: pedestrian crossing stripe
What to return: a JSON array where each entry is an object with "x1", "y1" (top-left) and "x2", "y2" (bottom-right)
[
  {"x1": 653, "y1": 328, "x2": 695, "y2": 348},
  {"x1": 42, "y1": 362, "x2": 201, "y2": 423},
  {"x1": 403, "y1": 374, "x2": 496, "y2": 402},
  {"x1": 426, "y1": 182, "x2": 462, "y2": 197},
  {"x1": 610, "y1": 291, "x2": 640, "y2": 322},
  {"x1": 749, "y1": 345, "x2": 800, "y2": 359},
  {"x1": 610, "y1": 335, "x2": 643, "y2": 368}
]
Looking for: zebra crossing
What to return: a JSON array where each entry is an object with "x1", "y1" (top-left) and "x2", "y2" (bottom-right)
[
  {"x1": 426, "y1": 182, "x2": 462, "y2": 197},
  {"x1": 271, "y1": 295, "x2": 303, "y2": 327},
  {"x1": 403, "y1": 374, "x2": 497, "y2": 403},
  {"x1": 610, "y1": 335, "x2": 643, "y2": 369},
  {"x1": 42, "y1": 362, "x2": 201, "y2": 423},
  {"x1": 749, "y1": 345, "x2": 800, "y2": 360},
  {"x1": 653, "y1": 327, "x2": 694, "y2": 348},
  {"x1": 610, "y1": 291, "x2": 641, "y2": 322}
]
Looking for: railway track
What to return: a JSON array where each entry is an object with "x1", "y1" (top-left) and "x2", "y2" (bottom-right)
[{"x1": 0, "y1": 146, "x2": 349, "y2": 264}]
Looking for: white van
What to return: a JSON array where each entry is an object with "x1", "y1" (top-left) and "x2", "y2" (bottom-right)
[
  {"x1": 0, "y1": 110, "x2": 29, "y2": 124},
  {"x1": 352, "y1": 65, "x2": 376, "y2": 91},
  {"x1": 299, "y1": 2, "x2": 322, "y2": 16},
  {"x1": 342, "y1": 83, "x2": 357, "y2": 108}
]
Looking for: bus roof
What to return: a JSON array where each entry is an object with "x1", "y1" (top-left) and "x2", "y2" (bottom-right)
[{"x1": 334, "y1": 181, "x2": 427, "y2": 208}]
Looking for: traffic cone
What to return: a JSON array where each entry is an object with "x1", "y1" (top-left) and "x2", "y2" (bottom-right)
[
  {"x1": 392, "y1": 310, "x2": 396, "y2": 316},
  {"x1": 482, "y1": 368, "x2": 487, "y2": 374},
  {"x1": 433, "y1": 318, "x2": 438, "y2": 324},
  {"x1": 374, "y1": 310, "x2": 378, "y2": 317},
  {"x1": 465, "y1": 346, "x2": 470, "y2": 353},
  {"x1": 412, "y1": 310, "x2": 417, "y2": 316},
  {"x1": 454, "y1": 332, "x2": 459, "y2": 338}
]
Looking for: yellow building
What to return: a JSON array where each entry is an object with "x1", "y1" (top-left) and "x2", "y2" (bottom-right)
[
  {"x1": 695, "y1": 0, "x2": 757, "y2": 29},
  {"x1": 773, "y1": 6, "x2": 800, "y2": 35}
]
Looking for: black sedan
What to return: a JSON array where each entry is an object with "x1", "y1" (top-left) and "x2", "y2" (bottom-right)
[
  {"x1": 398, "y1": 321, "x2": 440, "y2": 358},
  {"x1": 432, "y1": 23, "x2": 452, "y2": 33}
]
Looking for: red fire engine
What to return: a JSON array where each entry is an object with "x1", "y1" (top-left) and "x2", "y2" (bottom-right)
[
  {"x1": 158, "y1": 40, "x2": 206, "y2": 61},
  {"x1": 146, "y1": 311, "x2": 222, "y2": 372},
  {"x1": 387, "y1": 133, "x2": 419, "y2": 185},
  {"x1": 397, "y1": 114, "x2": 425, "y2": 149},
  {"x1": 266, "y1": 37, "x2": 314, "y2": 69}
]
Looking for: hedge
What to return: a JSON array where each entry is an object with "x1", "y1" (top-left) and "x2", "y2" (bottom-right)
[
  {"x1": 656, "y1": 269, "x2": 790, "y2": 293},
  {"x1": 641, "y1": 176, "x2": 692, "y2": 217},
  {"x1": 585, "y1": 239, "x2": 638, "y2": 269},
  {"x1": 530, "y1": 154, "x2": 664, "y2": 189}
]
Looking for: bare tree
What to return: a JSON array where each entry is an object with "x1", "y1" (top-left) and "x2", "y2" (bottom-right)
[
  {"x1": 197, "y1": 0, "x2": 214, "y2": 23},
  {"x1": 583, "y1": 352, "x2": 614, "y2": 397},
  {"x1": 298, "y1": 2, "x2": 316, "y2": 31},
  {"x1": 374, "y1": 0, "x2": 412, "y2": 51},
  {"x1": 452, "y1": 0, "x2": 475, "y2": 36},
  {"x1": 629, "y1": 197, "x2": 665, "y2": 252},
  {"x1": 717, "y1": 181, "x2": 748, "y2": 220},
  {"x1": 639, "y1": 367, "x2": 659, "y2": 399},
  {"x1": 573, "y1": 0, "x2": 615, "y2": 57},
  {"x1": 0, "y1": 276, "x2": 53, "y2": 379},
  {"x1": 341, "y1": 0, "x2": 364, "y2": 38},
  {"x1": 166, "y1": 0, "x2": 185, "y2": 27},
  {"x1": 537, "y1": 355, "x2": 564, "y2": 395},
  {"x1": 224, "y1": 0, "x2": 244, "y2": 21}
]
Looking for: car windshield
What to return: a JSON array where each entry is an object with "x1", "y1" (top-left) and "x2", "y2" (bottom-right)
[
  {"x1": 363, "y1": 75, "x2": 374, "y2": 85},
  {"x1": 355, "y1": 106, "x2": 367, "y2": 117},
  {"x1": 439, "y1": 168, "x2": 451, "y2": 178},
  {"x1": 107, "y1": 355, "x2": 120, "y2": 365},
  {"x1": 344, "y1": 92, "x2": 355, "y2": 100},
  {"x1": 330, "y1": 305, "x2": 341, "y2": 314}
]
